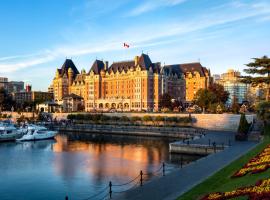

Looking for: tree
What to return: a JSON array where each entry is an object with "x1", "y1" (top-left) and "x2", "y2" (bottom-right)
[
  {"x1": 236, "y1": 113, "x2": 250, "y2": 141},
  {"x1": 231, "y1": 96, "x2": 240, "y2": 114},
  {"x1": 159, "y1": 93, "x2": 172, "y2": 110},
  {"x1": 194, "y1": 84, "x2": 229, "y2": 113},
  {"x1": 194, "y1": 89, "x2": 215, "y2": 112},
  {"x1": 241, "y1": 56, "x2": 270, "y2": 101},
  {"x1": 172, "y1": 99, "x2": 182, "y2": 112},
  {"x1": 0, "y1": 88, "x2": 15, "y2": 111},
  {"x1": 238, "y1": 114, "x2": 250, "y2": 134},
  {"x1": 208, "y1": 83, "x2": 229, "y2": 104},
  {"x1": 256, "y1": 101, "x2": 270, "y2": 129}
]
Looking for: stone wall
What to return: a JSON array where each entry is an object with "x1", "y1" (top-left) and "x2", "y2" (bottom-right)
[
  {"x1": 103, "y1": 113, "x2": 254, "y2": 132},
  {"x1": 3, "y1": 111, "x2": 255, "y2": 132}
]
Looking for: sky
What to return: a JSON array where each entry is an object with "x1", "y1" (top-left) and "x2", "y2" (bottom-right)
[{"x1": 0, "y1": 0, "x2": 270, "y2": 91}]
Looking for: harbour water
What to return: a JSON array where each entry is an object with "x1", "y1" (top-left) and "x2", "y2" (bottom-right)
[{"x1": 0, "y1": 133, "x2": 201, "y2": 200}]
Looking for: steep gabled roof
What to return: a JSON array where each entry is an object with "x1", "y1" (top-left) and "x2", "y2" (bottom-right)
[
  {"x1": 162, "y1": 64, "x2": 182, "y2": 76},
  {"x1": 138, "y1": 53, "x2": 152, "y2": 70},
  {"x1": 108, "y1": 60, "x2": 135, "y2": 73},
  {"x1": 58, "y1": 59, "x2": 79, "y2": 78},
  {"x1": 163, "y1": 62, "x2": 209, "y2": 77},
  {"x1": 107, "y1": 53, "x2": 154, "y2": 73},
  {"x1": 89, "y1": 60, "x2": 105, "y2": 74},
  {"x1": 178, "y1": 62, "x2": 206, "y2": 76}
]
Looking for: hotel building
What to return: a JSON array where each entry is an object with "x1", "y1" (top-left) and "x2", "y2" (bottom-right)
[{"x1": 52, "y1": 54, "x2": 211, "y2": 112}]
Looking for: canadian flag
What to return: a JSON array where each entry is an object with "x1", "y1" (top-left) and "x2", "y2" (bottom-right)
[{"x1": 123, "y1": 42, "x2": 130, "y2": 48}]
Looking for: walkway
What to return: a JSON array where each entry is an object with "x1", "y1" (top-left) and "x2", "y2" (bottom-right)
[{"x1": 112, "y1": 131, "x2": 259, "y2": 200}]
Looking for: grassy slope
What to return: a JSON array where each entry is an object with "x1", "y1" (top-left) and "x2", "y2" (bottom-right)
[{"x1": 179, "y1": 127, "x2": 270, "y2": 200}]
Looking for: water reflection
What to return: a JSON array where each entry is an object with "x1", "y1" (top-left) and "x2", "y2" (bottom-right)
[
  {"x1": 52, "y1": 134, "x2": 175, "y2": 184},
  {"x1": 0, "y1": 133, "x2": 202, "y2": 200}
]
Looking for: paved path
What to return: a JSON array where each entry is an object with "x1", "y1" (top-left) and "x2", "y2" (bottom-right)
[{"x1": 112, "y1": 131, "x2": 259, "y2": 200}]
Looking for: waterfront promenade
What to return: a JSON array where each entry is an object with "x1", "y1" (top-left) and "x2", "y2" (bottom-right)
[{"x1": 112, "y1": 131, "x2": 258, "y2": 200}]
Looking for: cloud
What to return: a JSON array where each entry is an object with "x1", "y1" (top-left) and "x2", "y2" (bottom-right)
[
  {"x1": 1, "y1": 0, "x2": 270, "y2": 74},
  {"x1": 0, "y1": 52, "x2": 44, "y2": 61},
  {"x1": 128, "y1": 0, "x2": 187, "y2": 16}
]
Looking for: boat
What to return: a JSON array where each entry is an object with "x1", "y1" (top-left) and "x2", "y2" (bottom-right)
[
  {"x1": 0, "y1": 123, "x2": 22, "y2": 142},
  {"x1": 16, "y1": 125, "x2": 57, "y2": 141}
]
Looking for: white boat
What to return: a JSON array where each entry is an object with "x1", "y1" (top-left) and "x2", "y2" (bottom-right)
[
  {"x1": 0, "y1": 123, "x2": 22, "y2": 142},
  {"x1": 16, "y1": 125, "x2": 57, "y2": 141}
]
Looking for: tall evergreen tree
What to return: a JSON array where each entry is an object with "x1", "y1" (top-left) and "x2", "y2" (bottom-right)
[{"x1": 241, "y1": 56, "x2": 270, "y2": 101}]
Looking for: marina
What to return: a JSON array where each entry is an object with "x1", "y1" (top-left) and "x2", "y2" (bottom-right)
[{"x1": 0, "y1": 132, "x2": 201, "y2": 200}]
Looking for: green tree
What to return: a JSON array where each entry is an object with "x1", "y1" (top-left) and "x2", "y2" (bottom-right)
[
  {"x1": 236, "y1": 113, "x2": 250, "y2": 141},
  {"x1": 237, "y1": 113, "x2": 250, "y2": 134},
  {"x1": 0, "y1": 88, "x2": 15, "y2": 111},
  {"x1": 256, "y1": 101, "x2": 270, "y2": 129},
  {"x1": 208, "y1": 83, "x2": 229, "y2": 104},
  {"x1": 231, "y1": 96, "x2": 240, "y2": 114},
  {"x1": 241, "y1": 56, "x2": 270, "y2": 101},
  {"x1": 159, "y1": 93, "x2": 172, "y2": 110},
  {"x1": 194, "y1": 89, "x2": 215, "y2": 112}
]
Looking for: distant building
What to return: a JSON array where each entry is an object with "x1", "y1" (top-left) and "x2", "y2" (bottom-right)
[
  {"x1": 0, "y1": 77, "x2": 8, "y2": 91},
  {"x1": 212, "y1": 74, "x2": 221, "y2": 83},
  {"x1": 164, "y1": 63, "x2": 211, "y2": 102},
  {"x1": 48, "y1": 84, "x2": 54, "y2": 94},
  {"x1": 217, "y1": 69, "x2": 248, "y2": 105},
  {"x1": 62, "y1": 93, "x2": 84, "y2": 112},
  {"x1": 36, "y1": 101, "x2": 61, "y2": 113},
  {"x1": 8, "y1": 81, "x2": 24, "y2": 93},
  {"x1": 13, "y1": 85, "x2": 53, "y2": 105}
]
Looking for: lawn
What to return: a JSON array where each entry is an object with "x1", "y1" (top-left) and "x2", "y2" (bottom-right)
[{"x1": 178, "y1": 126, "x2": 270, "y2": 200}]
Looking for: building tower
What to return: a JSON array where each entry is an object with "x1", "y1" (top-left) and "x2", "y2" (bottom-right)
[{"x1": 68, "y1": 68, "x2": 74, "y2": 93}]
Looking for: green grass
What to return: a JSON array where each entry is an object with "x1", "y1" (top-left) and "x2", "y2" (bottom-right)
[{"x1": 178, "y1": 126, "x2": 270, "y2": 200}]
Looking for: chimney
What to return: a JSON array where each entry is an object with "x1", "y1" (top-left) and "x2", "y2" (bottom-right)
[{"x1": 104, "y1": 61, "x2": 109, "y2": 70}]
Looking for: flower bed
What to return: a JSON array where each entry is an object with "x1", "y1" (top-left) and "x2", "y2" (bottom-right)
[
  {"x1": 201, "y1": 178, "x2": 270, "y2": 200},
  {"x1": 232, "y1": 144, "x2": 270, "y2": 177}
]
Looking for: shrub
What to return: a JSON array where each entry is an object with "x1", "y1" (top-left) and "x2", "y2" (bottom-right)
[
  {"x1": 256, "y1": 101, "x2": 270, "y2": 128},
  {"x1": 142, "y1": 115, "x2": 152, "y2": 121},
  {"x1": 179, "y1": 116, "x2": 192, "y2": 123},
  {"x1": 155, "y1": 116, "x2": 165, "y2": 122},
  {"x1": 66, "y1": 114, "x2": 73, "y2": 120},
  {"x1": 167, "y1": 117, "x2": 178, "y2": 123},
  {"x1": 111, "y1": 116, "x2": 120, "y2": 121},
  {"x1": 131, "y1": 116, "x2": 141, "y2": 122},
  {"x1": 121, "y1": 116, "x2": 130, "y2": 122},
  {"x1": 238, "y1": 114, "x2": 250, "y2": 134},
  {"x1": 92, "y1": 114, "x2": 102, "y2": 122},
  {"x1": 236, "y1": 113, "x2": 250, "y2": 141},
  {"x1": 100, "y1": 115, "x2": 111, "y2": 121}
]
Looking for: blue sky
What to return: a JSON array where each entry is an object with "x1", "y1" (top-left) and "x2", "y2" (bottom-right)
[{"x1": 0, "y1": 0, "x2": 270, "y2": 91}]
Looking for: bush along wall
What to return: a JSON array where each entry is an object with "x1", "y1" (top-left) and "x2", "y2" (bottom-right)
[{"x1": 66, "y1": 114, "x2": 192, "y2": 127}]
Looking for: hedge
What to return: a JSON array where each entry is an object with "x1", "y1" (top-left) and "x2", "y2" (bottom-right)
[{"x1": 67, "y1": 114, "x2": 192, "y2": 124}]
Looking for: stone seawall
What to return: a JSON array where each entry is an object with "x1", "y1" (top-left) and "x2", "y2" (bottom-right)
[
  {"x1": 53, "y1": 124, "x2": 199, "y2": 139},
  {"x1": 3, "y1": 111, "x2": 255, "y2": 132},
  {"x1": 51, "y1": 113, "x2": 254, "y2": 131},
  {"x1": 104, "y1": 113, "x2": 255, "y2": 131}
]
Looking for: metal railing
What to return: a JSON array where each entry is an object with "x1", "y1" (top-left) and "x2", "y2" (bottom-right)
[{"x1": 64, "y1": 162, "x2": 175, "y2": 200}]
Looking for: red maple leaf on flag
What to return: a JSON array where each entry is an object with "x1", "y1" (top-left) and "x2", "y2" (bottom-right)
[{"x1": 123, "y1": 42, "x2": 130, "y2": 48}]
